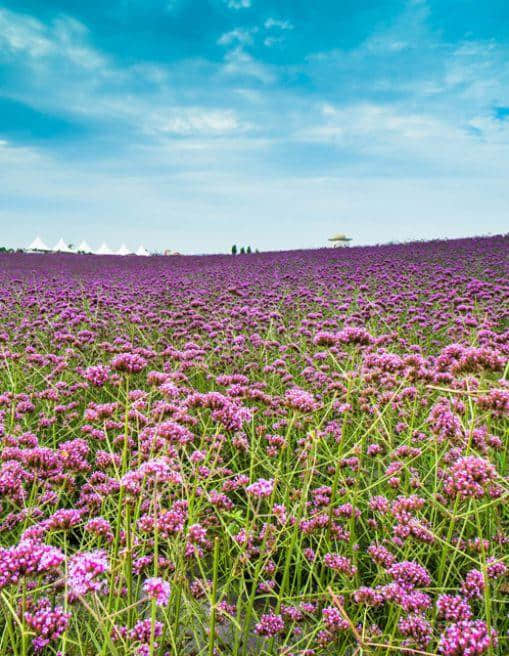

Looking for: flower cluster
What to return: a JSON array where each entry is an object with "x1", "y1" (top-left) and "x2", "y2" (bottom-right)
[{"x1": 143, "y1": 577, "x2": 171, "y2": 606}]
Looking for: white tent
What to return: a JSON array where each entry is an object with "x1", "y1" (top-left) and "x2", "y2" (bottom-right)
[
  {"x1": 77, "y1": 240, "x2": 93, "y2": 253},
  {"x1": 95, "y1": 242, "x2": 114, "y2": 255},
  {"x1": 27, "y1": 236, "x2": 50, "y2": 252},
  {"x1": 52, "y1": 238, "x2": 73, "y2": 253},
  {"x1": 136, "y1": 244, "x2": 150, "y2": 256},
  {"x1": 116, "y1": 244, "x2": 130, "y2": 256},
  {"x1": 328, "y1": 233, "x2": 352, "y2": 247}
]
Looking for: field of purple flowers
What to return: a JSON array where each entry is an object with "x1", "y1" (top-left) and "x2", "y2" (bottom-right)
[{"x1": 0, "y1": 235, "x2": 507, "y2": 656}]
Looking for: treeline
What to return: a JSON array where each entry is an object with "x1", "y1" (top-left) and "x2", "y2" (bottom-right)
[{"x1": 231, "y1": 245, "x2": 259, "y2": 255}]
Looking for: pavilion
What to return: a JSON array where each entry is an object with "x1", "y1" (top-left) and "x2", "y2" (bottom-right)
[{"x1": 328, "y1": 233, "x2": 352, "y2": 247}]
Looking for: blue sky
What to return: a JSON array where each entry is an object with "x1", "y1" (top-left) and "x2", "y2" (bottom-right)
[{"x1": 1, "y1": 0, "x2": 508, "y2": 253}]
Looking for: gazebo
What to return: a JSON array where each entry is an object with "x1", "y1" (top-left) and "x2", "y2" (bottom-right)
[{"x1": 328, "y1": 233, "x2": 352, "y2": 247}]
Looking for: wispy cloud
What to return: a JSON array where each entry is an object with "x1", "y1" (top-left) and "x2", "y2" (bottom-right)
[
  {"x1": 264, "y1": 18, "x2": 293, "y2": 30},
  {"x1": 225, "y1": 0, "x2": 251, "y2": 10},
  {"x1": 221, "y1": 47, "x2": 275, "y2": 83},
  {"x1": 0, "y1": 9, "x2": 105, "y2": 68},
  {"x1": 218, "y1": 27, "x2": 257, "y2": 46},
  {"x1": 0, "y1": 7, "x2": 251, "y2": 139}
]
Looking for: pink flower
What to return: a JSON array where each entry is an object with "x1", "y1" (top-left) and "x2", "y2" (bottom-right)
[
  {"x1": 24, "y1": 598, "x2": 70, "y2": 652},
  {"x1": 388, "y1": 560, "x2": 431, "y2": 588},
  {"x1": 398, "y1": 613, "x2": 432, "y2": 648},
  {"x1": 285, "y1": 387, "x2": 319, "y2": 412},
  {"x1": 254, "y1": 612, "x2": 285, "y2": 637},
  {"x1": 443, "y1": 456, "x2": 497, "y2": 499},
  {"x1": 111, "y1": 353, "x2": 147, "y2": 373},
  {"x1": 461, "y1": 569, "x2": 484, "y2": 600},
  {"x1": 83, "y1": 365, "x2": 110, "y2": 387},
  {"x1": 436, "y1": 594, "x2": 472, "y2": 621},
  {"x1": 438, "y1": 620, "x2": 497, "y2": 656},
  {"x1": 322, "y1": 607, "x2": 349, "y2": 632},
  {"x1": 323, "y1": 553, "x2": 357, "y2": 576},
  {"x1": 246, "y1": 477, "x2": 274, "y2": 498},
  {"x1": 143, "y1": 577, "x2": 171, "y2": 606},
  {"x1": 68, "y1": 550, "x2": 109, "y2": 599}
]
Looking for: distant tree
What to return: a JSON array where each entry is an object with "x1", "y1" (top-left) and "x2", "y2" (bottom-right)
[
  {"x1": 255, "y1": 248, "x2": 260, "y2": 253},
  {"x1": 246, "y1": 245, "x2": 252, "y2": 254},
  {"x1": 0, "y1": 247, "x2": 7, "y2": 252},
  {"x1": 240, "y1": 246, "x2": 245, "y2": 254},
  {"x1": 231, "y1": 244, "x2": 237, "y2": 255},
  {"x1": 68, "y1": 243, "x2": 74, "y2": 250}
]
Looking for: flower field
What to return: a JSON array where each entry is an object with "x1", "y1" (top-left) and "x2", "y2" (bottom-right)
[{"x1": 0, "y1": 235, "x2": 507, "y2": 656}]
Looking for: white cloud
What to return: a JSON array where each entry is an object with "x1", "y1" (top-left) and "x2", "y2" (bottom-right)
[
  {"x1": 0, "y1": 8, "x2": 250, "y2": 139},
  {"x1": 155, "y1": 108, "x2": 242, "y2": 135},
  {"x1": 218, "y1": 27, "x2": 256, "y2": 46},
  {"x1": 0, "y1": 8, "x2": 106, "y2": 69},
  {"x1": 263, "y1": 17, "x2": 293, "y2": 45},
  {"x1": 0, "y1": 8, "x2": 53, "y2": 57},
  {"x1": 264, "y1": 18, "x2": 293, "y2": 30},
  {"x1": 225, "y1": 0, "x2": 251, "y2": 9},
  {"x1": 222, "y1": 47, "x2": 275, "y2": 83},
  {"x1": 263, "y1": 36, "x2": 282, "y2": 48},
  {"x1": 294, "y1": 99, "x2": 509, "y2": 179},
  {"x1": 298, "y1": 102, "x2": 450, "y2": 145},
  {"x1": 0, "y1": 138, "x2": 42, "y2": 165}
]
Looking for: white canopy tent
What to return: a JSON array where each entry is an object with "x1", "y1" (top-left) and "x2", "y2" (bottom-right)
[
  {"x1": 116, "y1": 244, "x2": 130, "y2": 256},
  {"x1": 77, "y1": 240, "x2": 93, "y2": 253},
  {"x1": 52, "y1": 238, "x2": 74, "y2": 253},
  {"x1": 25, "y1": 238, "x2": 152, "y2": 256},
  {"x1": 95, "y1": 242, "x2": 114, "y2": 255},
  {"x1": 27, "y1": 236, "x2": 50, "y2": 252},
  {"x1": 328, "y1": 233, "x2": 352, "y2": 247},
  {"x1": 136, "y1": 245, "x2": 150, "y2": 256}
]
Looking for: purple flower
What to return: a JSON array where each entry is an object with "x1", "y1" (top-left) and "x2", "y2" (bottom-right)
[
  {"x1": 398, "y1": 613, "x2": 432, "y2": 648},
  {"x1": 83, "y1": 365, "x2": 110, "y2": 387},
  {"x1": 68, "y1": 550, "x2": 109, "y2": 598},
  {"x1": 438, "y1": 620, "x2": 497, "y2": 656},
  {"x1": 24, "y1": 598, "x2": 71, "y2": 652},
  {"x1": 322, "y1": 606, "x2": 349, "y2": 632},
  {"x1": 436, "y1": 594, "x2": 472, "y2": 621},
  {"x1": 246, "y1": 477, "x2": 274, "y2": 498},
  {"x1": 461, "y1": 569, "x2": 485, "y2": 600},
  {"x1": 0, "y1": 540, "x2": 64, "y2": 589},
  {"x1": 143, "y1": 577, "x2": 171, "y2": 606},
  {"x1": 111, "y1": 353, "x2": 147, "y2": 373},
  {"x1": 254, "y1": 612, "x2": 285, "y2": 637},
  {"x1": 388, "y1": 560, "x2": 431, "y2": 588},
  {"x1": 323, "y1": 553, "x2": 357, "y2": 576},
  {"x1": 443, "y1": 456, "x2": 497, "y2": 499}
]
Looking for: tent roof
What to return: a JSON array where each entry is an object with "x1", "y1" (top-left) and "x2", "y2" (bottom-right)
[
  {"x1": 28, "y1": 236, "x2": 49, "y2": 251},
  {"x1": 328, "y1": 233, "x2": 352, "y2": 241},
  {"x1": 116, "y1": 244, "x2": 130, "y2": 256},
  {"x1": 53, "y1": 238, "x2": 73, "y2": 252},
  {"x1": 95, "y1": 242, "x2": 114, "y2": 255},
  {"x1": 136, "y1": 244, "x2": 149, "y2": 256},
  {"x1": 77, "y1": 240, "x2": 92, "y2": 253}
]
